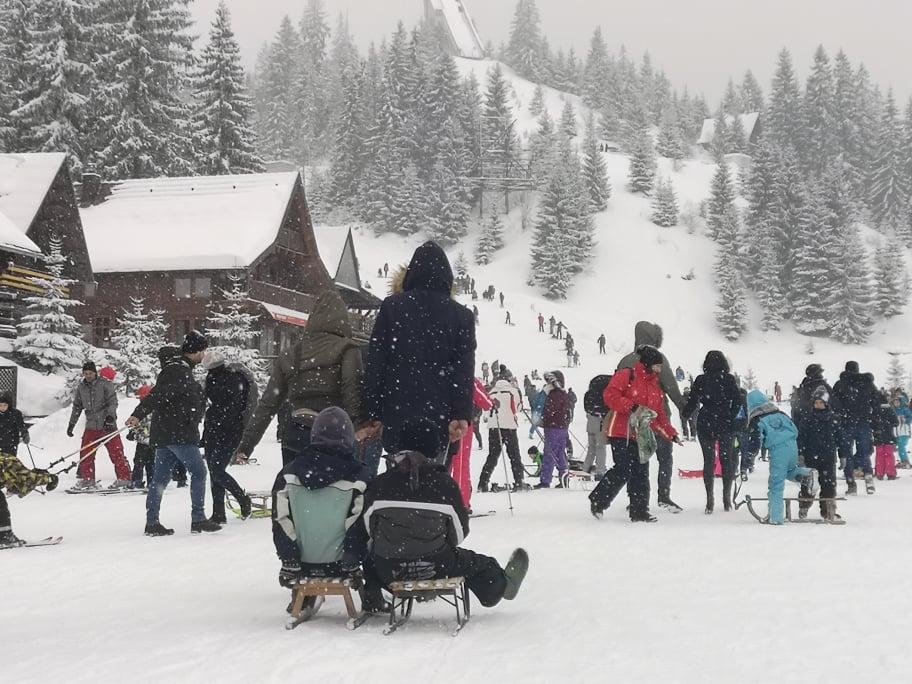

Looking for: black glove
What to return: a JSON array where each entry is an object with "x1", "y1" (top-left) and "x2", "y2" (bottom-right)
[
  {"x1": 126, "y1": 430, "x2": 136, "y2": 442},
  {"x1": 43, "y1": 472, "x2": 59, "y2": 491},
  {"x1": 21, "y1": 430, "x2": 29, "y2": 445},
  {"x1": 66, "y1": 425, "x2": 75, "y2": 438},
  {"x1": 103, "y1": 417, "x2": 117, "y2": 432},
  {"x1": 279, "y1": 560, "x2": 301, "y2": 588}
]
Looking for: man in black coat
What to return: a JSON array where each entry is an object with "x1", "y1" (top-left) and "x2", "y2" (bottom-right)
[
  {"x1": 128, "y1": 332, "x2": 221, "y2": 537},
  {"x1": 202, "y1": 353, "x2": 258, "y2": 523},
  {"x1": 361, "y1": 242, "x2": 476, "y2": 460},
  {"x1": 0, "y1": 393, "x2": 28, "y2": 456},
  {"x1": 791, "y1": 364, "x2": 831, "y2": 436},
  {"x1": 359, "y1": 417, "x2": 527, "y2": 611},
  {"x1": 830, "y1": 361, "x2": 879, "y2": 493}
]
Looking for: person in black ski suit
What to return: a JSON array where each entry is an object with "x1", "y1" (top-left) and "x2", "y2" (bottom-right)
[
  {"x1": 0, "y1": 393, "x2": 29, "y2": 456},
  {"x1": 360, "y1": 417, "x2": 528, "y2": 609},
  {"x1": 830, "y1": 361, "x2": 879, "y2": 494},
  {"x1": 796, "y1": 388, "x2": 841, "y2": 521},
  {"x1": 362, "y1": 242, "x2": 476, "y2": 459},
  {"x1": 681, "y1": 351, "x2": 742, "y2": 514},
  {"x1": 791, "y1": 364, "x2": 831, "y2": 437},
  {"x1": 202, "y1": 353, "x2": 259, "y2": 523}
]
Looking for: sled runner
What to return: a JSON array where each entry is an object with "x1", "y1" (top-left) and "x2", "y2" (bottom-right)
[
  {"x1": 384, "y1": 577, "x2": 470, "y2": 636},
  {"x1": 286, "y1": 575, "x2": 365, "y2": 630},
  {"x1": 227, "y1": 490, "x2": 271, "y2": 519},
  {"x1": 735, "y1": 494, "x2": 847, "y2": 525},
  {"x1": 0, "y1": 536, "x2": 63, "y2": 550}
]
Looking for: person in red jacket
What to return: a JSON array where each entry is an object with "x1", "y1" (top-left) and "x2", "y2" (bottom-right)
[
  {"x1": 535, "y1": 371, "x2": 571, "y2": 488},
  {"x1": 588, "y1": 346, "x2": 680, "y2": 522}
]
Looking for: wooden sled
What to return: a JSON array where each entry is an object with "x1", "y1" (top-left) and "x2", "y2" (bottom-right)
[
  {"x1": 736, "y1": 495, "x2": 847, "y2": 525},
  {"x1": 384, "y1": 577, "x2": 470, "y2": 636},
  {"x1": 286, "y1": 575, "x2": 369, "y2": 630},
  {"x1": 227, "y1": 490, "x2": 272, "y2": 519}
]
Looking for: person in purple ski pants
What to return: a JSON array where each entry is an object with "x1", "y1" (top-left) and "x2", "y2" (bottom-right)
[{"x1": 535, "y1": 371, "x2": 571, "y2": 489}]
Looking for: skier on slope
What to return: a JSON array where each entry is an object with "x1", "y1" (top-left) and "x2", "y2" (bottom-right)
[
  {"x1": 597, "y1": 334, "x2": 606, "y2": 355},
  {"x1": 359, "y1": 417, "x2": 528, "y2": 610},
  {"x1": 478, "y1": 366, "x2": 527, "y2": 493},
  {"x1": 201, "y1": 353, "x2": 258, "y2": 524},
  {"x1": 67, "y1": 361, "x2": 132, "y2": 490},
  {"x1": 616, "y1": 322, "x2": 686, "y2": 513}
]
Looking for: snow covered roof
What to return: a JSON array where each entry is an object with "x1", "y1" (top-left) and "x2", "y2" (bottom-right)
[
  {"x1": 252, "y1": 300, "x2": 309, "y2": 328},
  {"x1": 697, "y1": 112, "x2": 760, "y2": 146},
  {"x1": 80, "y1": 172, "x2": 301, "y2": 273},
  {"x1": 313, "y1": 226, "x2": 349, "y2": 280},
  {"x1": 427, "y1": 0, "x2": 485, "y2": 60},
  {"x1": 0, "y1": 153, "x2": 65, "y2": 257}
]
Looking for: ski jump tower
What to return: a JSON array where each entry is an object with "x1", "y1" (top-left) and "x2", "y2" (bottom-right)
[{"x1": 424, "y1": 0, "x2": 485, "y2": 60}]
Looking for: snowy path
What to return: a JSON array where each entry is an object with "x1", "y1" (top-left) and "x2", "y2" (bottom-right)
[{"x1": 4, "y1": 431, "x2": 911, "y2": 683}]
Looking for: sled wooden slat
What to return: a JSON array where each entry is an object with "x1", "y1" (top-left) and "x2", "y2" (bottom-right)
[
  {"x1": 385, "y1": 577, "x2": 470, "y2": 636},
  {"x1": 287, "y1": 577, "x2": 361, "y2": 630}
]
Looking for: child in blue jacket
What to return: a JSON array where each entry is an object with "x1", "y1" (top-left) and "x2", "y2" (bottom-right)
[
  {"x1": 746, "y1": 390, "x2": 817, "y2": 525},
  {"x1": 892, "y1": 396, "x2": 912, "y2": 468}
]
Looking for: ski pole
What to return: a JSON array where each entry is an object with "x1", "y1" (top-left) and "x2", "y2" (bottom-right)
[
  {"x1": 24, "y1": 442, "x2": 37, "y2": 469},
  {"x1": 47, "y1": 427, "x2": 129, "y2": 470},
  {"x1": 498, "y1": 428, "x2": 515, "y2": 517},
  {"x1": 54, "y1": 428, "x2": 128, "y2": 475}
]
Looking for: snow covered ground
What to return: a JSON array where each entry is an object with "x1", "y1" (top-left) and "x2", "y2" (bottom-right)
[{"x1": 6, "y1": 403, "x2": 912, "y2": 683}]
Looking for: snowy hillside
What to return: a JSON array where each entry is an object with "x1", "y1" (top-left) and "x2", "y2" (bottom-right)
[{"x1": 334, "y1": 59, "x2": 912, "y2": 399}]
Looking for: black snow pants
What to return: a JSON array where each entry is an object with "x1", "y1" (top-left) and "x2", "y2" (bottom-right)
[
  {"x1": 366, "y1": 547, "x2": 508, "y2": 607},
  {"x1": 0, "y1": 488, "x2": 9, "y2": 531},
  {"x1": 479, "y1": 428, "x2": 525, "y2": 486},
  {"x1": 799, "y1": 452, "x2": 837, "y2": 516},
  {"x1": 206, "y1": 442, "x2": 247, "y2": 519},
  {"x1": 589, "y1": 438, "x2": 649, "y2": 518}
]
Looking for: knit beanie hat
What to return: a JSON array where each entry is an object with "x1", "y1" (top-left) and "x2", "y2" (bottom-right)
[
  {"x1": 812, "y1": 387, "x2": 830, "y2": 405},
  {"x1": 637, "y1": 345, "x2": 664, "y2": 367},
  {"x1": 310, "y1": 407, "x2": 355, "y2": 453},
  {"x1": 805, "y1": 364, "x2": 823, "y2": 379},
  {"x1": 845, "y1": 361, "x2": 860, "y2": 374},
  {"x1": 99, "y1": 366, "x2": 116, "y2": 382},
  {"x1": 82, "y1": 361, "x2": 97, "y2": 373},
  {"x1": 181, "y1": 330, "x2": 209, "y2": 354},
  {"x1": 398, "y1": 416, "x2": 441, "y2": 460}
]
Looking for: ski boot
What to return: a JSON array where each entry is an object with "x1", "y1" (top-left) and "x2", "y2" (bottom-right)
[
  {"x1": 73, "y1": 478, "x2": 99, "y2": 491},
  {"x1": 0, "y1": 530, "x2": 25, "y2": 548},
  {"x1": 533, "y1": 482, "x2": 550, "y2": 490},
  {"x1": 864, "y1": 473, "x2": 876, "y2": 495},
  {"x1": 512, "y1": 482, "x2": 531, "y2": 492},
  {"x1": 108, "y1": 479, "x2": 133, "y2": 490},
  {"x1": 477, "y1": 481, "x2": 489, "y2": 493},
  {"x1": 846, "y1": 479, "x2": 857, "y2": 495}
]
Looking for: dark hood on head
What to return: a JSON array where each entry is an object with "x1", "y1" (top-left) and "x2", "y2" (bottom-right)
[
  {"x1": 307, "y1": 290, "x2": 352, "y2": 337},
  {"x1": 283, "y1": 444, "x2": 365, "y2": 490},
  {"x1": 402, "y1": 241, "x2": 453, "y2": 294},
  {"x1": 633, "y1": 321, "x2": 663, "y2": 349},
  {"x1": 703, "y1": 350, "x2": 729, "y2": 373},
  {"x1": 157, "y1": 346, "x2": 181, "y2": 367}
]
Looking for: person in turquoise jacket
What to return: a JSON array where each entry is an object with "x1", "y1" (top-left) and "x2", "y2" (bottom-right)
[
  {"x1": 745, "y1": 390, "x2": 817, "y2": 524},
  {"x1": 891, "y1": 395, "x2": 912, "y2": 467}
]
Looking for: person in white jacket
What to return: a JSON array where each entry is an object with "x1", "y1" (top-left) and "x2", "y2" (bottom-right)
[{"x1": 477, "y1": 368, "x2": 527, "y2": 492}]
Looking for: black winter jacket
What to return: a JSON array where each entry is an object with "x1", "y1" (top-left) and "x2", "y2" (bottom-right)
[
  {"x1": 682, "y1": 371, "x2": 741, "y2": 436},
  {"x1": 0, "y1": 407, "x2": 27, "y2": 455},
  {"x1": 791, "y1": 375, "x2": 831, "y2": 430},
  {"x1": 796, "y1": 408, "x2": 841, "y2": 461},
  {"x1": 831, "y1": 371, "x2": 879, "y2": 426},
  {"x1": 872, "y1": 404, "x2": 898, "y2": 445},
  {"x1": 202, "y1": 363, "x2": 258, "y2": 451},
  {"x1": 132, "y1": 354, "x2": 205, "y2": 448},
  {"x1": 363, "y1": 242, "x2": 476, "y2": 454},
  {"x1": 361, "y1": 453, "x2": 469, "y2": 561}
]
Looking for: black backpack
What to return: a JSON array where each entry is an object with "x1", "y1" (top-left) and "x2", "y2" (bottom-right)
[{"x1": 584, "y1": 374, "x2": 613, "y2": 416}]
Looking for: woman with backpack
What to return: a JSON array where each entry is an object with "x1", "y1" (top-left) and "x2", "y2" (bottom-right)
[{"x1": 681, "y1": 351, "x2": 742, "y2": 514}]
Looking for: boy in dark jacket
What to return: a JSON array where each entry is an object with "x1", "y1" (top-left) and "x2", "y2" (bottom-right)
[
  {"x1": 361, "y1": 417, "x2": 528, "y2": 610},
  {"x1": 872, "y1": 393, "x2": 899, "y2": 481},
  {"x1": 796, "y1": 389, "x2": 842, "y2": 521},
  {"x1": 536, "y1": 371, "x2": 571, "y2": 489},
  {"x1": 0, "y1": 393, "x2": 29, "y2": 456}
]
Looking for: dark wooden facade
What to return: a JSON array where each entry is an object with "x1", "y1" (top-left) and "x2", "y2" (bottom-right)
[{"x1": 79, "y1": 175, "x2": 336, "y2": 356}]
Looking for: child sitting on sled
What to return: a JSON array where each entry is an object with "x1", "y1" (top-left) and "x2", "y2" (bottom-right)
[
  {"x1": 0, "y1": 453, "x2": 59, "y2": 547},
  {"x1": 745, "y1": 389, "x2": 818, "y2": 525}
]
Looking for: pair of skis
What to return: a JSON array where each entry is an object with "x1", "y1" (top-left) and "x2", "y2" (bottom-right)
[{"x1": 0, "y1": 536, "x2": 63, "y2": 551}]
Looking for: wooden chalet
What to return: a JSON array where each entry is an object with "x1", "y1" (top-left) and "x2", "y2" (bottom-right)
[
  {"x1": 78, "y1": 171, "x2": 344, "y2": 356},
  {"x1": 697, "y1": 112, "x2": 763, "y2": 150},
  {"x1": 0, "y1": 153, "x2": 94, "y2": 339}
]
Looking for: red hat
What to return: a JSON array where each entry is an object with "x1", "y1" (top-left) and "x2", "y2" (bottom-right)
[
  {"x1": 138, "y1": 385, "x2": 153, "y2": 401},
  {"x1": 99, "y1": 366, "x2": 116, "y2": 382}
]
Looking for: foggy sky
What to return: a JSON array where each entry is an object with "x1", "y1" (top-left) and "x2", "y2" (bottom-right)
[{"x1": 191, "y1": 0, "x2": 912, "y2": 103}]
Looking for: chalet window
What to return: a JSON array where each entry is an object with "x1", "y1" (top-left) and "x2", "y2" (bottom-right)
[
  {"x1": 93, "y1": 317, "x2": 111, "y2": 346},
  {"x1": 194, "y1": 277, "x2": 211, "y2": 298},
  {"x1": 175, "y1": 278, "x2": 191, "y2": 299}
]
